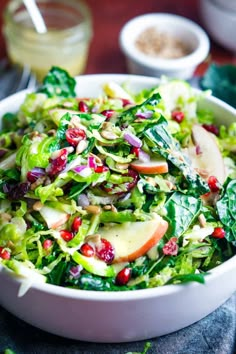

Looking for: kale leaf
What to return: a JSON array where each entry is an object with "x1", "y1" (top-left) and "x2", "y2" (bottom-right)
[
  {"x1": 68, "y1": 273, "x2": 132, "y2": 291},
  {"x1": 47, "y1": 261, "x2": 69, "y2": 285},
  {"x1": 216, "y1": 178, "x2": 236, "y2": 242},
  {"x1": 119, "y1": 92, "x2": 161, "y2": 125},
  {"x1": 164, "y1": 192, "x2": 202, "y2": 238},
  {"x1": 165, "y1": 272, "x2": 205, "y2": 285},
  {"x1": 144, "y1": 116, "x2": 209, "y2": 195},
  {"x1": 38, "y1": 66, "x2": 76, "y2": 98},
  {"x1": 200, "y1": 63, "x2": 236, "y2": 108}
]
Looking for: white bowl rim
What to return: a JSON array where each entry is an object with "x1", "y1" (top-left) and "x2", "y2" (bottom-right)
[
  {"x1": 1, "y1": 254, "x2": 236, "y2": 301},
  {"x1": 119, "y1": 13, "x2": 210, "y2": 70},
  {"x1": 0, "y1": 72, "x2": 235, "y2": 302}
]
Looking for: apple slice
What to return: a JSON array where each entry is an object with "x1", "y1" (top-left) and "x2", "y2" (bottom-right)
[
  {"x1": 188, "y1": 124, "x2": 226, "y2": 184},
  {"x1": 97, "y1": 216, "x2": 168, "y2": 263},
  {"x1": 103, "y1": 82, "x2": 133, "y2": 101},
  {"x1": 130, "y1": 158, "x2": 168, "y2": 174},
  {"x1": 39, "y1": 205, "x2": 70, "y2": 229}
]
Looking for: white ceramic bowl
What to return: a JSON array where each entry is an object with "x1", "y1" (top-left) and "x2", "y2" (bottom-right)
[
  {"x1": 119, "y1": 13, "x2": 210, "y2": 79},
  {"x1": 199, "y1": 0, "x2": 236, "y2": 52},
  {"x1": 213, "y1": 0, "x2": 236, "y2": 12},
  {"x1": 0, "y1": 74, "x2": 236, "y2": 343}
]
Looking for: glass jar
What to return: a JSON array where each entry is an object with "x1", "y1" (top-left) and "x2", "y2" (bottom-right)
[{"x1": 3, "y1": 0, "x2": 93, "y2": 82}]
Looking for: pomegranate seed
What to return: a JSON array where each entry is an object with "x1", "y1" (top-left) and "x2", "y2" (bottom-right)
[
  {"x1": 0, "y1": 247, "x2": 11, "y2": 260},
  {"x1": 162, "y1": 237, "x2": 178, "y2": 256},
  {"x1": 71, "y1": 216, "x2": 82, "y2": 233},
  {"x1": 171, "y1": 110, "x2": 185, "y2": 123},
  {"x1": 202, "y1": 124, "x2": 219, "y2": 136},
  {"x1": 100, "y1": 109, "x2": 114, "y2": 120},
  {"x1": 208, "y1": 175, "x2": 221, "y2": 192},
  {"x1": 48, "y1": 148, "x2": 68, "y2": 176},
  {"x1": 94, "y1": 165, "x2": 109, "y2": 173},
  {"x1": 80, "y1": 243, "x2": 95, "y2": 257},
  {"x1": 131, "y1": 146, "x2": 140, "y2": 157},
  {"x1": 121, "y1": 98, "x2": 133, "y2": 107},
  {"x1": 43, "y1": 239, "x2": 53, "y2": 250},
  {"x1": 27, "y1": 167, "x2": 45, "y2": 183},
  {"x1": 60, "y1": 230, "x2": 74, "y2": 242},
  {"x1": 211, "y1": 227, "x2": 226, "y2": 239},
  {"x1": 66, "y1": 128, "x2": 86, "y2": 147},
  {"x1": 116, "y1": 267, "x2": 132, "y2": 285},
  {"x1": 78, "y1": 100, "x2": 89, "y2": 112},
  {"x1": 95, "y1": 238, "x2": 115, "y2": 264}
]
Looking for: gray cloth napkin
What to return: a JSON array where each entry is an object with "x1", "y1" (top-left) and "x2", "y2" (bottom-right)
[{"x1": 0, "y1": 293, "x2": 235, "y2": 354}]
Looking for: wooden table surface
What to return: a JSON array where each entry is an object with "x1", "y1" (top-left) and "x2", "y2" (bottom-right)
[{"x1": 0, "y1": 0, "x2": 235, "y2": 76}]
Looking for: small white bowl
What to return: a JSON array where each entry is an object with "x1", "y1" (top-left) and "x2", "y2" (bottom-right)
[
  {"x1": 119, "y1": 13, "x2": 210, "y2": 79},
  {"x1": 199, "y1": 0, "x2": 236, "y2": 52},
  {"x1": 211, "y1": 0, "x2": 236, "y2": 12}
]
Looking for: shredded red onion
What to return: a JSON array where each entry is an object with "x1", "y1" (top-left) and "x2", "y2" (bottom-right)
[
  {"x1": 91, "y1": 104, "x2": 100, "y2": 113},
  {"x1": 77, "y1": 193, "x2": 90, "y2": 208},
  {"x1": 88, "y1": 156, "x2": 97, "y2": 169},
  {"x1": 118, "y1": 192, "x2": 131, "y2": 202},
  {"x1": 69, "y1": 265, "x2": 83, "y2": 279},
  {"x1": 124, "y1": 132, "x2": 142, "y2": 148},
  {"x1": 138, "y1": 149, "x2": 150, "y2": 163},
  {"x1": 27, "y1": 167, "x2": 46, "y2": 183},
  {"x1": 135, "y1": 110, "x2": 153, "y2": 119},
  {"x1": 73, "y1": 165, "x2": 92, "y2": 177},
  {"x1": 62, "y1": 156, "x2": 82, "y2": 174}
]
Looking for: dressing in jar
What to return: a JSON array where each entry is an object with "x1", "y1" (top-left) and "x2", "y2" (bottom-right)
[{"x1": 3, "y1": 0, "x2": 93, "y2": 82}]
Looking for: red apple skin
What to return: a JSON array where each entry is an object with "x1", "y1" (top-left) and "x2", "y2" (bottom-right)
[
  {"x1": 190, "y1": 124, "x2": 226, "y2": 185},
  {"x1": 98, "y1": 216, "x2": 169, "y2": 263},
  {"x1": 39, "y1": 205, "x2": 70, "y2": 230},
  {"x1": 50, "y1": 215, "x2": 70, "y2": 230},
  {"x1": 130, "y1": 159, "x2": 169, "y2": 175}
]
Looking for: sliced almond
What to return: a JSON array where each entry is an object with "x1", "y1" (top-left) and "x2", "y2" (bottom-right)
[
  {"x1": 101, "y1": 130, "x2": 118, "y2": 140},
  {"x1": 85, "y1": 205, "x2": 102, "y2": 215}
]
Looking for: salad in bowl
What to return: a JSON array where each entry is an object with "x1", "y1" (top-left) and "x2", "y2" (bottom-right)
[
  {"x1": 0, "y1": 67, "x2": 236, "y2": 292},
  {"x1": 0, "y1": 69, "x2": 236, "y2": 342}
]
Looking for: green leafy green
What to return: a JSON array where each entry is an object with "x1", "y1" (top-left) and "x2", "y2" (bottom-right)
[
  {"x1": 144, "y1": 116, "x2": 209, "y2": 195},
  {"x1": 200, "y1": 63, "x2": 236, "y2": 108},
  {"x1": 3, "y1": 349, "x2": 17, "y2": 354},
  {"x1": 47, "y1": 260, "x2": 68, "y2": 285},
  {"x1": 100, "y1": 210, "x2": 137, "y2": 223},
  {"x1": 165, "y1": 272, "x2": 205, "y2": 285},
  {"x1": 38, "y1": 66, "x2": 76, "y2": 98},
  {"x1": 164, "y1": 192, "x2": 202, "y2": 238},
  {"x1": 216, "y1": 179, "x2": 236, "y2": 242},
  {"x1": 119, "y1": 92, "x2": 161, "y2": 125}
]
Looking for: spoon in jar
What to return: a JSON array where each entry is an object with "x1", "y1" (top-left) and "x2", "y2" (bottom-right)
[{"x1": 22, "y1": 0, "x2": 47, "y2": 34}]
